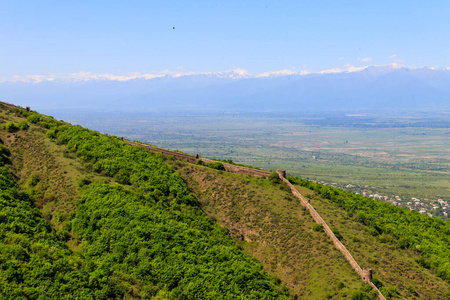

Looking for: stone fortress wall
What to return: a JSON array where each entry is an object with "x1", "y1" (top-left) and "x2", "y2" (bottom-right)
[
  {"x1": 277, "y1": 170, "x2": 386, "y2": 300},
  {"x1": 0, "y1": 101, "x2": 30, "y2": 111}
]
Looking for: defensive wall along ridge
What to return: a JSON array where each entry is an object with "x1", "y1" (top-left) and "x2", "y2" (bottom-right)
[
  {"x1": 277, "y1": 170, "x2": 386, "y2": 300},
  {"x1": 124, "y1": 138, "x2": 386, "y2": 299}
]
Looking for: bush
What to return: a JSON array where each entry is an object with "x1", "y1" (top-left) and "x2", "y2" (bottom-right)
[
  {"x1": 406, "y1": 286, "x2": 417, "y2": 296},
  {"x1": 369, "y1": 227, "x2": 379, "y2": 237},
  {"x1": 332, "y1": 227, "x2": 343, "y2": 240},
  {"x1": 46, "y1": 129, "x2": 57, "y2": 139},
  {"x1": 114, "y1": 170, "x2": 131, "y2": 185},
  {"x1": 27, "y1": 113, "x2": 40, "y2": 124},
  {"x1": 40, "y1": 118, "x2": 59, "y2": 129},
  {"x1": 371, "y1": 278, "x2": 383, "y2": 289},
  {"x1": 77, "y1": 177, "x2": 91, "y2": 187},
  {"x1": 208, "y1": 162, "x2": 225, "y2": 170},
  {"x1": 268, "y1": 172, "x2": 281, "y2": 184},
  {"x1": 356, "y1": 212, "x2": 366, "y2": 224},
  {"x1": 312, "y1": 223, "x2": 323, "y2": 232},
  {"x1": 17, "y1": 120, "x2": 29, "y2": 130},
  {"x1": 0, "y1": 144, "x2": 10, "y2": 156},
  {"x1": 4, "y1": 121, "x2": 18, "y2": 132},
  {"x1": 28, "y1": 174, "x2": 40, "y2": 186},
  {"x1": 350, "y1": 291, "x2": 369, "y2": 300}
]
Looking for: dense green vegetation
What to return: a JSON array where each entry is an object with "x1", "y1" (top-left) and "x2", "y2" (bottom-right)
[
  {"x1": 289, "y1": 176, "x2": 450, "y2": 285},
  {"x1": 0, "y1": 159, "x2": 106, "y2": 298},
  {"x1": 0, "y1": 107, "x2": 289, "y2": 299}
]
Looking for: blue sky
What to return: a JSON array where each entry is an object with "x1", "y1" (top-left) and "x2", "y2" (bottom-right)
[{"x1": 1, "y1": 1, "x2": 449, "y2": 78}]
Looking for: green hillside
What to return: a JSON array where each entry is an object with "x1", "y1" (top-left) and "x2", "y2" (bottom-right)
[
  {"x1": 1, "y1": 104, "x2": 450, "y2": 299},
  {"x1": 0, "y1": 105, "x2": 288, "y2": 299},
  {"x1": 171, "y1": 161, "x2": 450, "y2": 299}
]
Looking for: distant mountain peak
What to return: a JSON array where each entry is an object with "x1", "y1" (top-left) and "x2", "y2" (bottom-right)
[{"x1": 3, "y1": 64, "x2": 450, "y2": 84}]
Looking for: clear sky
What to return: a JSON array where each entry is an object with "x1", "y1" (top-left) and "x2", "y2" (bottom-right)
[{"x1": 1, "y1": 0, "x2": 450, "y2": 78}]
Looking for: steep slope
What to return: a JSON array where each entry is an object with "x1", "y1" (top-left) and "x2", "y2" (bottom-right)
[
  {"x1": 170, "y1": 161, "x2": 370, "y2": 299},
  {"x1": 0, "y1": 105, "x2": 289, "y2": 299},
  {"x1": 290, "y1": 178, "x2": 450, "y2": 299},
  {"x1": 294, "y1": 183, "x2": 449, "y2": 299},
  {"x1": 171, "y1": 161, "x2": 450, "y2": 299}
]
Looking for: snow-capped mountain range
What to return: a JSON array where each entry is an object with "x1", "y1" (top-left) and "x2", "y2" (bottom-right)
[{"x1": 2, "y1": 64, "x2": 450, "y2": 112}]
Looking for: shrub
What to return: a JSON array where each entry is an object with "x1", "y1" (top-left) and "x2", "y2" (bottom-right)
[
  {"x1": 27, "y1": 113, "x2": 40, "y2": 124},
  {"x1": 77, "y1": 177, "x2": 91, "y2": 187},
  {"x1": 28, "y1": 174, "x2": 40, "y2": 186},
  {"x1": 268, "y1": 172, "x2": 281, "y2": 184},
  {"x1": 57, "y1": 212, "x2": 65, "y2": 222},
  {"x1": 332, "y1": 227, "x2": 343, "y2": 240},
  {"x1": 46, "y1": 129, "x2": 57, "y2": 139},
  {"x1": 0, "y1": 144, "x2": 10, "y2": 156},
  {"x1": 4, "y1": 121, "x2": 18, "y2": 132},
  {"x1": 114, "y1": 170, "x2": 131, "y2": 185},
  {"x1": 369, "y1": 227, "x2": 379, "y2": 237},
  {"x1": 17, "y1": 120, "x2": 29, "y2": 130},
  {"x1": 356, "y1": 212, "x2": 366, "y2": 224},
  {"x1": 350, "y1": 290, "x2": 369, "y2": 300},
  {"x1": 371, "y1": 278, "x2": 383, "y2": 289},
  {"x1": 406, "y1": 286, "x2": 417, "y2": 296},
  {"x1": 40, "y1": 117, "x2": 59, "y2": 129},
  {"x1": 312, "y1": 223, "x2": 323, "y2": 232},
  {"x1": 208, "y1": 162, "x2": 225, "y2": 170}
]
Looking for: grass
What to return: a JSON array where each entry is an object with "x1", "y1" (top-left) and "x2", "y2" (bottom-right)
[
  {"x1": 170, "y1": 158, "x2": 450, "y2": 299},
  {"x1": 295, "y1": 184, "x2": 450, "y2": 299},
  {"x1": 170, "y1": 160, "x2": 374, "y2": 299}
]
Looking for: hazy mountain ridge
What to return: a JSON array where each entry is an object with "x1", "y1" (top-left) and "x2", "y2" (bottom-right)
[{"x1": 2, "y1": 65, "x2": 450, "y2": 112}]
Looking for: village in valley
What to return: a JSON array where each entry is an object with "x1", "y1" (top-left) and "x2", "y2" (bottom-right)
[{"x1": 313, "y1": 181, "x2": 450, "y2": 220}]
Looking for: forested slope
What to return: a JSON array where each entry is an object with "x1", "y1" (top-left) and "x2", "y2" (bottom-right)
[{"x1": 0, "y1": 106, "x2": 288, "y2": 299}]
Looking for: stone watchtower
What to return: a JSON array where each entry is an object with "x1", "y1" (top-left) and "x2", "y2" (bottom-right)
[
  {"x1": 277, "y1": 170, "x2": 286, "y2": 178},
  {"x1": 362, "y1": 268, "x2": 372, "y2": 282}
]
